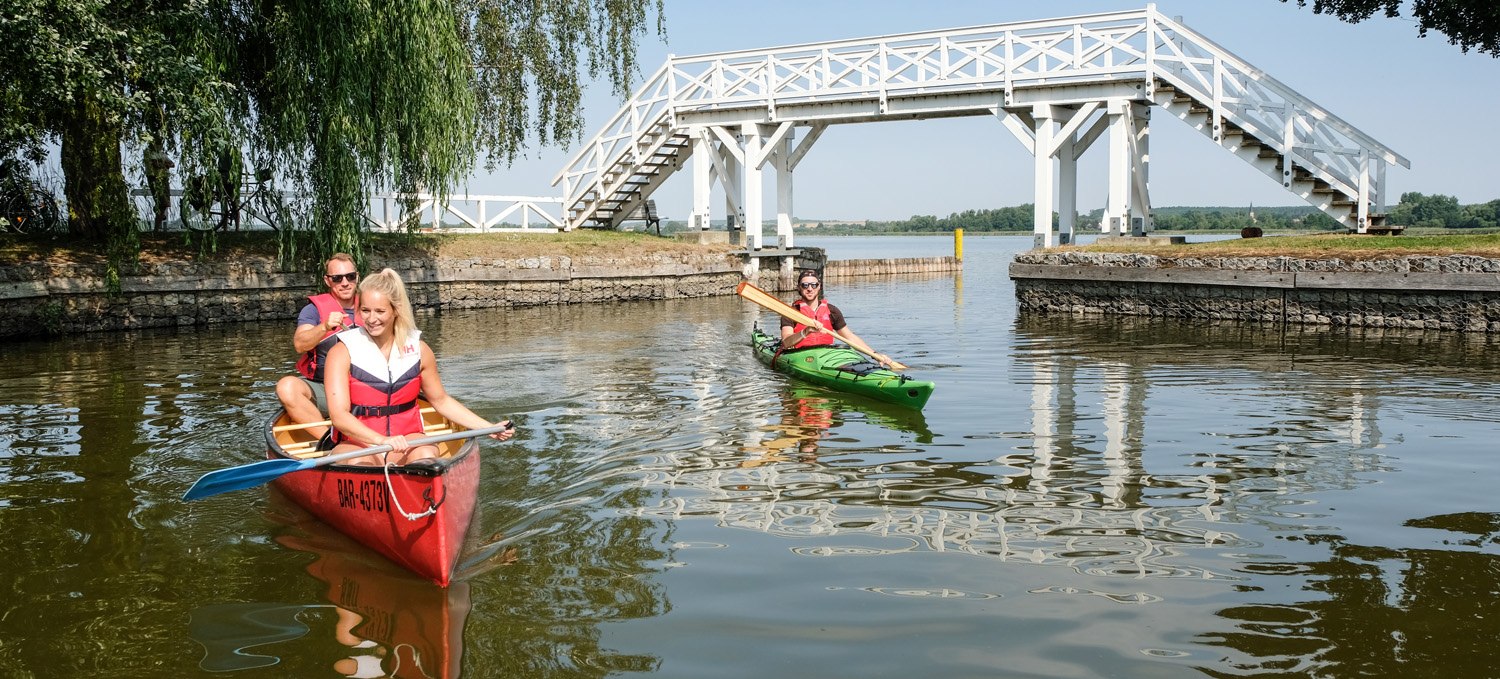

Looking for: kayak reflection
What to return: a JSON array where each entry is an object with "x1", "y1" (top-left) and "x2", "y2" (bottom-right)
[{"x1": 744, "y1": 386, "x2": 933, "y2": 467}]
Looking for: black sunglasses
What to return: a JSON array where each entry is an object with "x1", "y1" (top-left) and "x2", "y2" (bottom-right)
[
  {"x1": 325, "y1": 272, "x2": 358, "y2": 283},
  {"x1": 799, "y1": 281, "x2": 820, "y2": 288}
]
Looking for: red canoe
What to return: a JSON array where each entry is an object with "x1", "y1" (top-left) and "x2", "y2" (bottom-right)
[{"x1": 262, "y1": 403, "x2": 480, "y2": 587}]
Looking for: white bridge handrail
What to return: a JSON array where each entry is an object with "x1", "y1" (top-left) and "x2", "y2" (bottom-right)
[
  {"x1": 553, "y1": 4, "x2": 1406, "y2": 229},
  {"x1": 365, "y1": 193, "x2": 564, "y2": 233}
]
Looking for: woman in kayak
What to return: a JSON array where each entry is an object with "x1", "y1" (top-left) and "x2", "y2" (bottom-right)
[
  {"x1": 780, "y1": 268, "x2": 894, "y2": 367},
  {"x1": 323, "y1": 268, "x2": 514, "y2": 465}
]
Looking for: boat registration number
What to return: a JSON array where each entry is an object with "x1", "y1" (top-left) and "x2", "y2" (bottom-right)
[{"x1": 337, "y1": 478, "x2": 389, "y2": 512}]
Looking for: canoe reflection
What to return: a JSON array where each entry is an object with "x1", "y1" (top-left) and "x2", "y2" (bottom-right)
[{"x1": 270, "y1": 492, "x2": 473, "y2": 679}]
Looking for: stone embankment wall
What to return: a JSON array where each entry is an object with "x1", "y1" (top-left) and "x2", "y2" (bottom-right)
[
  {"x1": 1011, "y1": 252, "x2": 1500, "y2": 332},
  {"x1": 0, "y1": 252, "x2": 743, "y2": 340}
]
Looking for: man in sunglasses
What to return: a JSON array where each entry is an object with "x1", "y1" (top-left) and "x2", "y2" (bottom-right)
[{"x1": 273, "y1": 253, "x2": 362, "y2": 438}]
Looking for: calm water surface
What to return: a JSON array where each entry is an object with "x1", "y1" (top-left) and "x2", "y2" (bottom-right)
[{"x1": 2, "y1": 235, "x2": 1498, "y2": 677}]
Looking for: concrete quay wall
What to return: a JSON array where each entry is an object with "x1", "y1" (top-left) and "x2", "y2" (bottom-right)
[
  {"x1": 0, "y1": 250, "x2": 960, "y2": 340},
  {"x1": 1011, "y1": 251, "x2": 1500, "y2": 332},
  {"x1": 826, "y1": 256, "x2": 962, "y2": 278},
  {"x1": 0, "y1": 252, "x2": 744, "y2": 340}
]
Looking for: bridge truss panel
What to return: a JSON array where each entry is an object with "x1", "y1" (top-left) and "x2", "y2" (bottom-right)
[{"x1": 554, "y1": 4, "x2": 1406, "y2": 236}]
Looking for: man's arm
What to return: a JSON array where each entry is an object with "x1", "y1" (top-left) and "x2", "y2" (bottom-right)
[{"x1": 292, "y1": 321, "x2": 332, "y2": 354}]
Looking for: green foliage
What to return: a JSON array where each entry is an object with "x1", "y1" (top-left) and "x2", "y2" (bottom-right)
[
  {"x1": 806, "y1": 196, "x2": 1500, "y2": 235},
  {"x1": 1389, "y1": 192, "x2": 1466, "y2": 228},
  {"x1": 1459, "y1": 199, "x2": 1500, "y2": 229},
  {"x1": 0, "y1": 0, "x2": 665, "y2": 273},
  {"x1": 1282, "y1": 0, "x2": 1500, "y2": 57},
  {"x1": 37, "y1": 301, "x2": 64, "y2": 335},
  {"x1": 462, "y1": 0, "x2": 666, "y2": 168},
  {"x1": 866, "y1": 205, "x2": 1049, "y2": 232}
]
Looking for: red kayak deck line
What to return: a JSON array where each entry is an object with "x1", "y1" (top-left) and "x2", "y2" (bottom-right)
[{"x1": 262, "y1": 405, "x2": 480, "y2": 587}]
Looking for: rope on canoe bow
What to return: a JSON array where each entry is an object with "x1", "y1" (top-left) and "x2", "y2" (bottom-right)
[{"x1": 380, "y1": 452, "x2": 443, "y2": 521}]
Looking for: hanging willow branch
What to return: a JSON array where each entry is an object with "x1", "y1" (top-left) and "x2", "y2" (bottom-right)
[{"x1": 460, "y1": 0, "x2": 666, "y2": 169}]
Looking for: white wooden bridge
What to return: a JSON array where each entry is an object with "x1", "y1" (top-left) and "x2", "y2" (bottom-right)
[{"x1": 553, "y1": 4, "x2": 1407, "y2": 271}]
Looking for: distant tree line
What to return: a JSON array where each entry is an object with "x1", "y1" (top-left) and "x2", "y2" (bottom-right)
[
  {"x1": 861, "y1": 205, "x2": 1058, "y2": 233},
  {"x1": 1387, "y1": 192, "x2": 1500, "y2": 229},
  {"x1": 787, "y1": 192, "x2": 1500, "y2": 233}
]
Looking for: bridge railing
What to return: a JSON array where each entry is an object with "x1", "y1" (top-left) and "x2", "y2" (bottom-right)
[
  {"x1": 1147, "y1": 13, "x2": 1409, "y2": 209},
  {"x1": 554, "y1": 4, "x2": 1406, "y2": 225},
  {"x1": 552, "y1": 61, "x2": 678, "y2": 223},
  {"x1": 365, "y1": 194, "x2": 563, "y2": 233},
  {"x1": 553, "y1": 8, "x2": 1164, "y2": 216}
]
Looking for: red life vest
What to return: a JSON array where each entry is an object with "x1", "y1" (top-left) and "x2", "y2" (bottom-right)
[
  {"x1": 792, "y1": 299, "x2": 836, "y2": 348},
  {"x1": 333, "y1": 328, "x2": 425, "y2": 444},
  {"x1": 295, "y1": 293, "x2": 358, "y2": 381}
]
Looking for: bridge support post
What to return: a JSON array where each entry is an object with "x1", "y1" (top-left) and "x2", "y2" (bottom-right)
[
  {"x1": 741, "y1": 124, "x2": 765, "y2": 251},
  {"x1": 1103, "y1": 100, "x2": 1152, "y2": 237},
  {"x1": 1032, "y1": 105, "x2": 1058, "y2": 249},
  {"x1": 773, "y1": 130, "x2": 795, "y2": 250},
  {"x1": 721, "y1": 138, "x2": 743, "y2": 247},
  {"x1": 1059, "y1": 128, "x2": 1077, "y2": 246},
  {"x1": 691, "y1": 132, "x2": 713, "y2": 231}
]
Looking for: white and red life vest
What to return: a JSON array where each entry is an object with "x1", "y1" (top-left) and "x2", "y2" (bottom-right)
[
  {"x1": 296, "y1": 293, "x2": 359, "y2": 381},
  {"x1": 334, "y1": 328, "x2": 424, "y2": 443},
  {"x1": 792, "y1": 299, "x2": 836, "y2": 348}
]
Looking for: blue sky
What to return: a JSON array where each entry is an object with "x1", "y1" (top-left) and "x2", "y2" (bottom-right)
[{"x1": 466, "y1": 1, "x2": 1500, "y2": 221}]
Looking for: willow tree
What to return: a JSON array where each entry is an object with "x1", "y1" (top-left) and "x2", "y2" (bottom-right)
[
  {"x1": 256, "y1": 0, "x2": 665, "y2": 262},
  {"x1": 0, "y1": 0, "x2": 232, "y2": 272},
  {"x1": 0, "y1": 0, "x2": 664, "y2": 268}
]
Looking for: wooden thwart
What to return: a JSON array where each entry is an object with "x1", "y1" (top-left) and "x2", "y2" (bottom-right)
[
  {"x1": 271, "y1": 407, "x2": 438, "y2": 433},
  {"x1": 282, "y1": 426, "x2": 456, "y2": 459}
]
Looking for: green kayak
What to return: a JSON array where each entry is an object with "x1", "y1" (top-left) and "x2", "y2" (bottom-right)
[{"x1": 751, "y1": 329, "x2": 935, "y2": 410}]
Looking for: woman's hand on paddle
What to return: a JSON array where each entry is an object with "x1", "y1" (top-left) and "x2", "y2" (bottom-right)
[{"x1": 381, "y1": 435, "x2": 412, "y2": 453}]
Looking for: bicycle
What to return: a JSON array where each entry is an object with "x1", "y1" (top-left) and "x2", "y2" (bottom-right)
[
  {"x1": 1, "y1": 179, "x2": 62, "y2": 234},
  {"x1": 183, "y1": 167, "x2": 283, "y2": 232}
]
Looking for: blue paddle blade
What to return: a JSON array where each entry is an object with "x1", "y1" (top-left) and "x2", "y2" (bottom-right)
[
  {"x1": 181, "y1": 421, "x2": 511, "y2": 502},
  {"x1": 181, "y1": 458, "x2": 313, "y2": 501}
]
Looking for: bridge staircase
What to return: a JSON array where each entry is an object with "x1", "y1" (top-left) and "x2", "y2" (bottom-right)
[
  {"x1": 554, "y1": 4, "x2": 1408, "y2": 244},
  {"x1": 572, "y1": 117, "x2": 692, "y2": 229}
]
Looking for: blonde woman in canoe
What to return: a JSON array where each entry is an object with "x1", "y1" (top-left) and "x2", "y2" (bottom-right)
[{"x1": 322, "y1": 268, "x2": 514, "y2": 465}]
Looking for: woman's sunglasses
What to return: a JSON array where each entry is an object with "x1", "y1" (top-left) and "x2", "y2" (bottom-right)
[{"x1": 326, "y1": 272, "x2": 358, "y2": 283}]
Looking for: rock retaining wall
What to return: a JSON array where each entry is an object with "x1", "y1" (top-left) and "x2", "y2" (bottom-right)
[
  {"x1": 0, "y1": 252, "x2": 743, "y2": 340},
  {"x1": 1011, "y1": 252, "x2": 1500, "y2": 332}
]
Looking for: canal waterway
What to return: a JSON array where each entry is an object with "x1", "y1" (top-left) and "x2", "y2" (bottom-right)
[{"x1": 1, "y1": 235, "x2": 1497, "y2": 677}]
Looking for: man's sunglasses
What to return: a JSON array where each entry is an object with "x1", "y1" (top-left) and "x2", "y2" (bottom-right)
[
  {"x1": 325, "y1": 273, "x2": 358, "y2": 283},
  {"x1": 799, "y1": 282, "x2": 820, "y2": 289}
]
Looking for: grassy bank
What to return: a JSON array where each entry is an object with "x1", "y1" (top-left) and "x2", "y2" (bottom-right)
[
  {"x1": 1070, "y1": 232, "x2": 1500, "y2": 260},
  {"x1": 0, "y1": 230, "x2": 734, "y2": 267}
]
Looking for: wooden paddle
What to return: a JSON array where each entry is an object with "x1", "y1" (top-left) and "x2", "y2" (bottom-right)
[
  {"x1": 181, "y1": 422, "x2": 513, "y2": 501},
  {"x1": 735, "y1": 281, "x2": 909, "y2": 371}
]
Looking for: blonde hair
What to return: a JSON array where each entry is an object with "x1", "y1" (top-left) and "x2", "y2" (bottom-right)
[{"x1": 359, "y1": 268, "x2": 417, "y2": 352}]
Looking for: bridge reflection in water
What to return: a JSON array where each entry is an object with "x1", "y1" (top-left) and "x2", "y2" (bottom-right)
[{"x1": 630, "y1": 316, "x2": 1422, "y2": 588}]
